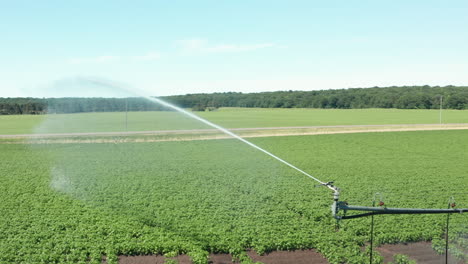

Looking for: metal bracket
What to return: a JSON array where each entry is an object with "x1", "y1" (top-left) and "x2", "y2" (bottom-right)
[{"x1": 332, "y1": 192, "x2": 468, "y2": 220}]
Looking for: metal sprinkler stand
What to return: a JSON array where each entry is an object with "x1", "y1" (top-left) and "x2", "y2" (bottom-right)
[
  {"x1": 330, "y1": 188, "x2": 468, "y2": 220},
  {"x1": 326, "y1": 184, "x2": 468, "y2": 264}
]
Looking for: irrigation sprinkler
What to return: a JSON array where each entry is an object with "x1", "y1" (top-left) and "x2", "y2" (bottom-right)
[
  {"x1": 79, "y1": 78, "x2": 465, "y2": 263},
  {"x1": 331, "y1": 191, "x2": 468, "y2": 220},
  {"x1": 324, "y1": 184, "x2": 468, "y2": 264}
]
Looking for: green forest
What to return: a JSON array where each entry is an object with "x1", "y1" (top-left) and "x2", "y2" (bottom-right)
[{"x1": 1, "y1": 85, "x2": 467, "y2": 115}]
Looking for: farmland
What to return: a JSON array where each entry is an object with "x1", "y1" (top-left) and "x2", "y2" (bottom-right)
[
  {"x1": 1, "y1": 108, "x2": 468, "y2": 134},
  {"x1": 4, "y1": 0, "x2": 468, "y2": 263},
  {"x1": 1, "y1": 113, "x2": 468, "y2": 263}
]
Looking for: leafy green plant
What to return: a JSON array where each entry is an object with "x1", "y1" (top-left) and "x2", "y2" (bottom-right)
[
  {"x1": 389, "y1": 254, "x2": 416, "y2": 264},
  {"x1": 1, "y1": 130, "x2": 467, "y2": 263}
]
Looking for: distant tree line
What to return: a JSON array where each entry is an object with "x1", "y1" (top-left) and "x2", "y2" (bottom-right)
[
  {"x1": 1, "y1": 85, "x2": 467, "y2": 115},
  {"x1": 167, "y1": 85, "x2": 468, "y2": 110},
  {"x1": 0, "y1": 97, "x2": 170, "y2": 115}
]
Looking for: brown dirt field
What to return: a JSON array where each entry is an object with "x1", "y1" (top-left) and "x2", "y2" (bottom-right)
[
  {"x1": 247, "y1": 250, "x2": 329, "y2": 264},
  {"x1": 118, "y1": 250, "x2": 329, "y2": 264},
  {"x1": 116, "y1": 242, "x2": 467, "y2": 264},
  {"x1": 376, "y1": 241, "x2": 466, "y2": 264}
]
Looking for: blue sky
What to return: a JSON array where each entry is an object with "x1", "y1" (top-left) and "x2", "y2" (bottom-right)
[{"x1": 1, "y1": 0, "x2": 467, "y2": 97}]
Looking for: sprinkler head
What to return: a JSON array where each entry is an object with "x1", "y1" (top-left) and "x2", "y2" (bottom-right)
[
  {"x1": 451, "y1": 202, "x2": 456, "y2": 208},
  {"x1": 378, "y1": 201, "x2": 385, "y2": 207}
]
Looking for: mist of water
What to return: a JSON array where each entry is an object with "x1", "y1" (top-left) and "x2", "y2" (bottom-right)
[{"x1": 80, "y1": 77, "x2": 329, "y2": 187}]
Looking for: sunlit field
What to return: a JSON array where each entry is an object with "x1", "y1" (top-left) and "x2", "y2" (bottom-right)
[
  {"x1": 1, "y1": 129, "x2": 467, "y2": 263},
  {"x1": 1, "y1": 108, "x2": 467, "y2": 134}
]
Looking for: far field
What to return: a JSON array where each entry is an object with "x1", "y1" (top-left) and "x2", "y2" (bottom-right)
[
  {"x1": 1, "y1": 108, "x2": 467, "y2": 264},
  {"x1": 1, "y1": 130, "x2": 467, "y2": 263},
  {"x1": 1, "y1": 108, "x2": 468, "y2": 135}
]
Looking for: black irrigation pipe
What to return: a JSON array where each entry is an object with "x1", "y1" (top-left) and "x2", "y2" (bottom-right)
[{"x1": 337, "y1": 205, "x2": 468, "y2": 220}]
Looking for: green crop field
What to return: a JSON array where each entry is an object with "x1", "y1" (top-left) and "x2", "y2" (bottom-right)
[
  {"x1": 1, "y1": 108, "x2": 468, "y2": 134},
  {"x1": 1, "y1": 129, "x2": 467, "y2": 263}
]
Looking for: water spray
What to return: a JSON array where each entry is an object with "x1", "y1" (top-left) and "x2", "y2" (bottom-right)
[
  {"x1": 80, "y1": 77, "x2": 468, "y2": 220},
  {"x1": 80, "y1": 77, "x2": 334, "y2": 190}
]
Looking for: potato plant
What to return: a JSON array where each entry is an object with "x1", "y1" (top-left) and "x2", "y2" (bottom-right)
[{"x1": 0, "y1": 130, "x2": 467, "y2": 263}]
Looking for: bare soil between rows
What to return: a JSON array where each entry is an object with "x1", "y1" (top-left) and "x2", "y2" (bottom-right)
[
  {"x1": 376, "y1": 241, "x2": 466, "y2": 264},
  {"x1": 116, "y1": 242, "x2": 466, "y2": 264},
  {"x1": 118, "y1": 249, "x2": 328, "y2": 264}
]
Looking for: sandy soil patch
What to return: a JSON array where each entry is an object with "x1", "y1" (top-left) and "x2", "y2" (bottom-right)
[{"x1": 2, "y1": 124, "x2": 468, "y2": 144}]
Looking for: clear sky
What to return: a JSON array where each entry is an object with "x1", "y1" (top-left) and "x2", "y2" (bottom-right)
[{"x1": 1, "y1": 0, "x2": 468, "y2": 97}]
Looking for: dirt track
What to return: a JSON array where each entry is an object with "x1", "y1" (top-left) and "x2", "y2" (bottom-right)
[
  {"x1": 376, "y1": 241, "x2": 465, "y2": 264},
  {"x1": 2, "y1": 123, "x2": 468, "y2": 144},
  {"x1": 118, "y1": 250, "x2": 329, "y2": 264},
  {"x1": 117, "y1": 242, "x2": 464, "y2": 264}
]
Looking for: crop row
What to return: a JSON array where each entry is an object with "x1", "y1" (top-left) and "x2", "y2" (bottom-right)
[{"x1": 1, "y1": 130, "x2": 467, "y2": 263}]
